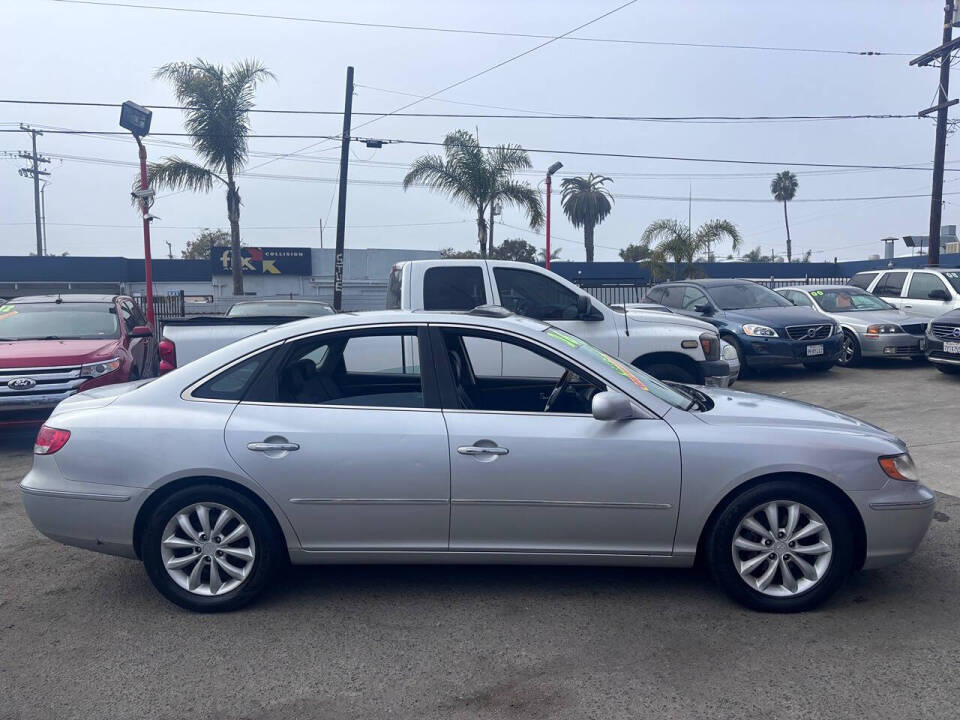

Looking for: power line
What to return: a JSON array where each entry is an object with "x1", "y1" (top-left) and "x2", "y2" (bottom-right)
[
  {"x1": 44, "y1": 0, "x2": 913, "y2": 57},
  {"x1": 0, "y1": 98, "x2": 919, "y2": 123},
  {"x1": 0, "y1": 220, "x2": 469, "y2": 230}
]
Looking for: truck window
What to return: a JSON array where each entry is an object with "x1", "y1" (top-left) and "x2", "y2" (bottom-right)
[
  {"x1": 493, "y1": 268, "x2": 579, "y2": 321},
  {"x1": 423, "y1": 266, "x2": 486, "y2": 310}
]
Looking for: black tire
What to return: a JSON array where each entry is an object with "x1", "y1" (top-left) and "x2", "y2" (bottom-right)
[
  {"x1": 637, "y1": 361, "x2": 698, "y2": 385},
  {"x1": 803, "y1": 361, "x2": 834, "y2": 372},
  {"x1": 141, "y1": 484, "x2": 281, "y2": 612},
  {"x1": 935, "y1": 363, "x2": 960, "y2": 375},
  {"x1": 837, "y1": 330, "x2": 861, "y2": 367},
  {"x1": 724, "y1": 336, "x2": 753, "y2": 378},
  {"x1": 706, "y1": 480, "x2": 854, "y2": 613}
]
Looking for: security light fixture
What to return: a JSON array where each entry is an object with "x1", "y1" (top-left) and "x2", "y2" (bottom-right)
[
  {"x1": 547, "y1": 161, "x2": 563, "y2": 176},
  {"x1": 119, "y1": 100, "x2": 152, "y2": 137}
]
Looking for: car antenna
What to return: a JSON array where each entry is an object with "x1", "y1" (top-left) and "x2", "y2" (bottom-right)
[{"x1": 621, "y1": 300, "x2": 630, "y2": 336}]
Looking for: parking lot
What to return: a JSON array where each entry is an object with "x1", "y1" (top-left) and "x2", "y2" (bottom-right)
[{"x1": 1, "y1": 360, "x2": 958, "y2": 720}]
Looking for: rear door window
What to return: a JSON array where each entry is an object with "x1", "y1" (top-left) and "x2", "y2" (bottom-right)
[
  {"x1": 423, "y1": 266, "x2": 487, "y2": 310},
  {"x1": 874, "y1": 272, "x2": 907, "y2": 298}
]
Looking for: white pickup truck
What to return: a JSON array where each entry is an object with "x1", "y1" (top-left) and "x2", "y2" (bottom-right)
[{"x1": 387, "y1": 259, "x2": 732, "y2": 386}]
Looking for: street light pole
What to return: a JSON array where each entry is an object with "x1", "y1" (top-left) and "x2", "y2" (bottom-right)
[
  {"x1": 135, "y1": 136, "x2": 156, "y2": 328},
  {"x1": 545, "y1": 161, "x2": 563, "y2": 270}
]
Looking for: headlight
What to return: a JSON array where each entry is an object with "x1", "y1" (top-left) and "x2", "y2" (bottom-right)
[
  {"x1": 699, "y1": 332, "x2": 720, "y2": 360},
  {"x1": 722, "y1": 343, "x2": 738, "y2": 360},
  {"x1": 742, "y1": 324, "x2": 778, "y2": 337},
  {"x1": 866, "y1": 324, "x2": 902, "y2": 335},
  {"x1": 80, "y1": 357, "x2": 121, "y2": 378},
  {"x1": 879, "y1": 453, "x2": 919, "y2": 482}
]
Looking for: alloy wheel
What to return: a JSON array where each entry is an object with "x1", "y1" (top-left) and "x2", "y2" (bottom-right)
[
  {"x1": 731, "y1": 500, "x2": 833, "y2": 597},
  {"x1": 159, "y1": 502, "x2": 256, "y2": 596},
  {"x1": 839, "y1": 334, "x2": 857, "y2": 366}
]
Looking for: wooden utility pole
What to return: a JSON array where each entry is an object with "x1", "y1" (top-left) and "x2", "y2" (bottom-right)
[
  {"x1": 18, "y1": 125, "x2": 50, "y2": 257},
  {"x1": 911, "y1": 1, "x2": 960, "y2": 266},
  {"x1": 333, "y1": 66, "x2": 354, "y2": 311}
]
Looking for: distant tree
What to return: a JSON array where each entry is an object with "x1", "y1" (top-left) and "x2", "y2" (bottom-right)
[
  {"x1": 403, "y1": 130, "x2": 543, "y2": 258},
  {"x1": 641, "y1": 218, "x2": 742, "y2": 280},
  {"x1": 538, "y1": 246, "x2": 562, "y2": 263},
  {"x1": 742, "y1": 246, "x2": 772, "y2": 262},
  {"x1": 770, "y1": 170, "x2": 799, "y2": 262},
  {"x1": 491, "y1": 238, "x2": 538, "y2": 263},
  {"x1": 181, "y1": 228, "x2": 232, "y2": 259},
  {"x1": 560, "y1": 174, "x2": 613, "y2": 263},
  {"x1": 619, "y1": 241, "x2": 652, "y2": 263},
  {"x1": 439, "y1": 247, "x2": 481, "y2": 259},
  {"x1": 146, "y1": 58, "x2": 274, "y2": 294}
]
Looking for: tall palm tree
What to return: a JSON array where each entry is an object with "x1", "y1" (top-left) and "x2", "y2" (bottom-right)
[
  {"x1": 403, "y1": 130, "x2": 543, "y2": 258},
  {"x1": 146, "y1": 59, "x2": 274, "y2": 294},
  {"x1": 641, "y1": 218, "x2": 742, "y2": 279},
  {"x1": 559, "y1": 174, "x2": 613, "y2": 262},
  {"x1": 770, "y1": 170, "x2": 798, "y2": 262}
]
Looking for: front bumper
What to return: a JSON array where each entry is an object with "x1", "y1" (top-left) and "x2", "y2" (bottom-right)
[
  {"x1": 739, "y1": 333, "x2": 843, "y2": 368},
  {"x1": 858, "y1": 331, "x2": 924, "y2": 359},
  {"x1": 851, "y1": 481, "x2": 935, "y2": 570},
  {"x1": 698, "y1": 359, "x2": 733, "y2": 387},
  {"x1": 19, "y1": 455, "x2": 144, "y2": 559},
  {"x1": 924, "y1": 334, "x2": 960, "y2": 366}
]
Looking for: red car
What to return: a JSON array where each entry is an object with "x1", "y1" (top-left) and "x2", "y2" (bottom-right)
[{"x1": 0, "y1": 294, "x2": 158, "y2": 427}]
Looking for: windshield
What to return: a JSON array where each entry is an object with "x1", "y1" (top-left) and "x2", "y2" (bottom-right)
[
  {"x1": 942, "y1": 271, "x2": 960, "y2": 293},
  {"x1": 0, "y1": 302, "x2": 119, "y2": 340},
  {"x1": 543, "y1": 327, "x2": 691, "y2": 410},
  {"x1": 809, "y1": 288, "x2": 892, "y2": 312},
  {"x1": 708, "y1": 283, "x2": 793, "y2": 310},
  {"x1": 226, "y1": 302, "x2": 333, "y2": 318}
]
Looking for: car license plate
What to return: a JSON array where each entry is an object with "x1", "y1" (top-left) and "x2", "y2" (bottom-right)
[
  {"x1": 945, "y1": 341, "x2": 960, "y2": 354},
  {"x1": 806, "y1": 344, "x2": 824, "y2": 356}
]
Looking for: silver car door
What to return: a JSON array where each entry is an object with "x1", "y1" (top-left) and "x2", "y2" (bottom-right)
[
  {"x1": 433, "y1": 326, "x2": 682, "y2": 556},
  {"x1": 223, "y1": 326, "x2": 450, "y2": 551}
]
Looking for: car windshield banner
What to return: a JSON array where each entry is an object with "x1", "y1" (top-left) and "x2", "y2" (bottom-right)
[{"x1": 212, "y1": 247, "x2": 312, "y2": 275}]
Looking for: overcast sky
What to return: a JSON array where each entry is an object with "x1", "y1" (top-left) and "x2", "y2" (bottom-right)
[{"x1": 1, "y1": 0, "x2": 954, "y2": 263}]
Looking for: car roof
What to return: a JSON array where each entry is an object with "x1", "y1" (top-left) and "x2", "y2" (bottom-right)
[
  {"x1": 777, "y1": 285, "x2": 860, "y2": 292},
  {"x1": 230, "y1": 299, "x2": 331, "y2": 305},
  {"x1": 253, "y1": 307, "x2": 550, "y2": 335},
  {"x1": 8, "y1": 294, "x2": 124, "y2": 304},
  {"x1": 653, "y1": 278, "x2": 757, "y2": 288}
]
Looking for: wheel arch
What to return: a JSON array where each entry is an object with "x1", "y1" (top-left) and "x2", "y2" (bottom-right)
[
  {"x1": 631, "y1": 351, "x2": 702, "y2": 383},
  {"x1": 694, "y1": 472, "x2": 867, "y2": 572},
  {"x1": 133, "y1": 475, "x2": 292, "y2": 563}
]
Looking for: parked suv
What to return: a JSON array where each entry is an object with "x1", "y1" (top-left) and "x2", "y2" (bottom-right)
[
  {"x1": 0, "y1": 295, "x2": 157, "y2": 426},
  {"x1": 924, "y1": 307, "x2": 960, "y2": 375},
  {"x1": 646, "y1": 279, "x2": 843, "y2": 373},
  {"x1": 850, "y1": 267, "x2": 960, "y2": 319}
]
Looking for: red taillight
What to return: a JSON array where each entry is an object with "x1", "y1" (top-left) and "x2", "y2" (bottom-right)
[
  {"x1": 34, "y1": 425, "x2": 71, "y2": 455},
  {"x1": 158, "y1": 339, "x2": 176, "y2": 374}
]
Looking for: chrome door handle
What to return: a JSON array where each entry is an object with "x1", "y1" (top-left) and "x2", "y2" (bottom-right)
[
  {"x1": 247, "y1": 442, "x2": 300, "y2": 452},
  {"x1": 458, "y1": 445, "x2": 508, "y2": 456}
]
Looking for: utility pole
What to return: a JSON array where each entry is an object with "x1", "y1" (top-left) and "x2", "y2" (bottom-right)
[
  {"x1": 911, "y1": 0, "x2": 960, "y2": 266},
  {"x1": 40, "y1": 181, "x2": 50, "y2": 255},
  {"x1": 333, "y1": 66, "x2": 354, "y2": 312},
  {"x1": 18, "y1": 125, "x2": 50, "y2": 257}
]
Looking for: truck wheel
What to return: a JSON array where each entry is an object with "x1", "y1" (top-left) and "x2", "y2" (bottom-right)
[
  {"x1": 637, "y1": 362, "x2": 697, "y2": 385},
  {"x1": 706, "y1": 480, "x2": 854, "y2": 612},
  {"x1": 141, "y1": 484, "x2": 281, "y2": 612}
]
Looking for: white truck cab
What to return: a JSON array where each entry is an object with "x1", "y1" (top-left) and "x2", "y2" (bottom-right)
[{"x1": 388, "y1": 259, "x2": 732, "y2": 386}]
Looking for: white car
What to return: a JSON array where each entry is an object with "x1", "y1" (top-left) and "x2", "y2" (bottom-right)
[{"x1": 850, "y1": 267, "x2": 960, "y2": 319}]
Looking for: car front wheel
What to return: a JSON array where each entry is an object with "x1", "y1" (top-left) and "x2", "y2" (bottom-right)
[
  {"x1": 837, "y1": 330, "x2": 861, "y2": 367},
  {"x1": 706, "y1": 480, "x2": 854, "y2": 612},
  {"x1": 141, "y1": 484, "x2": 280, "y2": 612}
]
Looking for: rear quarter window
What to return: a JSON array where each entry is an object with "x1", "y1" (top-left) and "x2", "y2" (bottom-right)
[{"x1": 849, "y1": 272, "x2": 878, "y2": 290}]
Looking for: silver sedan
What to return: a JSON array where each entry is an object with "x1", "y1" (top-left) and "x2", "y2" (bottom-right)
[
  {"x1": 778, "y1": 286, "x2": 929, "y2": 366},
  {"x1": 20, "y1": 309, "x2": 934, "y2": 613}
]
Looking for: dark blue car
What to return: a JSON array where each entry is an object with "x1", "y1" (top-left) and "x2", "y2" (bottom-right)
[{"x1": 645, "y1": 279, "x2": 843, "y2": 373}]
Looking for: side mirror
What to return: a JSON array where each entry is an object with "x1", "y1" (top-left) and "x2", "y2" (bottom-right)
[
  {"x1": 577, "y1": 294, "x2": 593, "y2": 318},
  {"x1": 591, "y1": 391, "x2": 636, "y2": 421},
  {"x1": 131, "y1": 325, "x2": 153, "y2": 337},
  {"x1": 694, "y1": 303, "x2": 713, "y2": 315},
  {"x1": 929, "y1": 289, "x2": 950, "y2": 301}
]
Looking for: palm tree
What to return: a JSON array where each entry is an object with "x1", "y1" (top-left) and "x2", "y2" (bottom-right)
[
  {"x1": 403, "y1": 130, "x2": 543, "y2": 258},
  {"x1": 146, "y1": 59, "x2": 274, "y2": 294},
  {"x1": 641, "y1": 218, "x2": 742, "y2": 280},
  {"x1": 560, "y1": 174, "x2": 613, "y2": 262},
  {"x1": 770, "y1": 170, "x2": 798, "y2": 262}
]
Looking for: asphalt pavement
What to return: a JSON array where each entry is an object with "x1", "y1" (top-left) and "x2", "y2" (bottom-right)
[{"x1": 1, "y1": 360, "x2": 958, "y2": 719}]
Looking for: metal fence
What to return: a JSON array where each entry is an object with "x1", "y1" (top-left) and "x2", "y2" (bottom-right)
[
  {"x1": 133, "y1": 292, "x2": 186, "y2": 321},
  {"x1": 572, "y1": 276, "x2": 852, "y2": 306}
]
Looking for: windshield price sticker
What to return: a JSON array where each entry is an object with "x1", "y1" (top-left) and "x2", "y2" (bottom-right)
[{"x1": 546, "y1": 328, "x2": 649, "y2": 391}]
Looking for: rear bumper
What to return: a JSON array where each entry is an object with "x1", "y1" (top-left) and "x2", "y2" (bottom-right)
[
  {"x1": 740, "y1": 333, "x2": 843, "y2": 367},
  {"x1": 19, "y1": 457, "x2": 143, "y2": 559},
  {"x1": 850, "y1": 482, "x2": 935, "y2": 570}
]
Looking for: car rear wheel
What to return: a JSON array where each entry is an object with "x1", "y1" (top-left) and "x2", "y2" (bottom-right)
[
  {"x1": 802, "y1": 361, "x2": 834, "y2": 372},
  {"x1": 706, "y1": 480, "x2": 854, "y2": 612},
  {"x1": 837, "y1": 330, "x2": 861, "y2": 367},
  {"x1": 142, "y1": 485, "x2": 280, "y2": 612}
]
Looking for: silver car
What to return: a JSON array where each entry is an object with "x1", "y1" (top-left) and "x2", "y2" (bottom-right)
[
  {"x1": 20, "y1": 309, "x2": 933, "y2": 613},
  {"x1": 778, "y1": 286, "x2": 928, "y2": 367}
]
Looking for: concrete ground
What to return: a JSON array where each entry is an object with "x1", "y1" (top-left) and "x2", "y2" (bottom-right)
[{"x1": 1, "y1": 360, "x2": 958, "y2": 719}]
